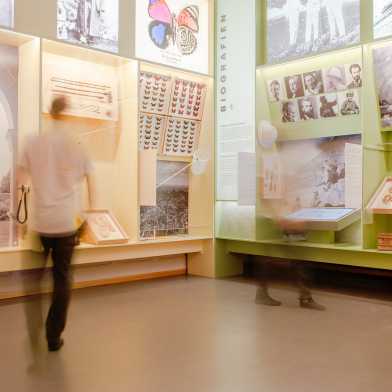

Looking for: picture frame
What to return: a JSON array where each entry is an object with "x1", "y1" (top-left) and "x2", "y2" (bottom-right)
[
  {"x1": 81, "y1": 210, "x2": 128, "y2": 245},
  {"x1": 366, "y1": 177, "x2": 392, "y2": 214}
]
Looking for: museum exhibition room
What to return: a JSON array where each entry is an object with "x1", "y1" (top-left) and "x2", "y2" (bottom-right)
[{"x1": 1, "y1": 0, "x2": 392, "y2": 391}]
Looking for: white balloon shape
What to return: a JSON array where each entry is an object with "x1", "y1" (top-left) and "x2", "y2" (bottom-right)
[{"x1": 257, "y1": 120, "x2": 278, "y2": 149}]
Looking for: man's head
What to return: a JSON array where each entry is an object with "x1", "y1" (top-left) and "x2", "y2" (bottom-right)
[
  {"x1": 349, "y1": 64, "x2": 361, "y2": 83},
  {"x1": 50, "y1": 96, "x2": 68, "y2": 117},
  {"x1": 283, "y1": 102, "x2": 297, "y2": 122},
  {"x1": 288, "y1": 77, "x2": 298, "y2": 94},
  {"x1": 304, "y1": 73, "x2": 315, "y2": 90},
  {"x1": 270, "y1": 80, "x2": 281, "y2": 99},
  {"x1": 301, "y1": 99, "x2": 313, "y2": 115}
]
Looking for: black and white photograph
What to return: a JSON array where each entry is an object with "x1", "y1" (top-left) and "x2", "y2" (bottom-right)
[
  {"x1": 374, "y1": 0, "x2": 392, "y2": 39},
  {"x1": 298, "y1": 97, "x2": 319, "y2": 121},
  {"x1": 338, "y1": 90, "x2": 360, "y2": 116},
  {"x1": 57, "y1": 0, "x2": 119, "y2": 53},
  {"x1": 281, "y1": 100, "x2": 300, "y2": 123},
  {"x1": 345, "y1": 63, "x2": 362, "y2": 89},
  {"x1": 140, "y1": 161, "x2": 189, "y2": 239},
  {"x1": 267, "y1": 0, "x2": 360, "y2": 63},
  {"x1": 303, "y1": 70, "x2": 325, "y2": 95},
  {"x1": 0, "y1": 43, "x2": 17, "y2": 247},
  {"x1": 284, "y1": 74, "x2": 304, "y2": 99},
  {"x1": 0, "y1": 0, "x2": 13, "y2": 28},
  {"x1": 267, "y1": 79, "x2": 286, "y2": 102},
  {"x1": 373, "y1": 44, "x2": 392, "y2": 128},
  {"x1": 318, "y1": 93, "x2": 339, "y2": 118},
  {"x1": 323, "y1": 65, "x2": 347, "y2": 93}
]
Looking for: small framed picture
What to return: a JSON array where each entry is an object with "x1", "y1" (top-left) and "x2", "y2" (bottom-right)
[
  {"x1": 318, "y1": 94, "x2": 339, "y2": 118},
  {"x1": 345, "y1": 63, "x2": 362, "y2": 89},
  {"x1": 303, "y1": 70, "x2": 325, "y2": 96},
  {"x1": 284, "y1": 74, "x2": 304, "y2": 99},
  {"x1": 323, "y1": 65, "x2": 347, "y2": 93},
  {"x1": 267, "y1": 78, "x2": 286, "y2": 102},
  {"x1": 281, "y1": 100, "x2": 300, "y2": 123},
  {"x1": 338, "y1": 90, "x2": 360, "y2": 116},
  {"x1": 298, "y1": 97, "x2": 319, "y2": 121},
  {"x1": 81, "y1": 210, "x2": 128, "y2": 245}
]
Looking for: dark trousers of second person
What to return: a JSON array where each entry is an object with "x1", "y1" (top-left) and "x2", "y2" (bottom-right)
[{"x1": 40, "y1": 234, "x2": 76, "y2": 346}]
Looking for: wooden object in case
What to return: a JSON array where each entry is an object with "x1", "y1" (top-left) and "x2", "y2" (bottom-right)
[{"x1": 366, "y1": 177, "x2": 392, "y2": 214}]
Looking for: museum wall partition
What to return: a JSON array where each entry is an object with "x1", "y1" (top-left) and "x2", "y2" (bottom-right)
[
  {"x1": 0, "y1": 0, "x2": 216, "y2": 298},
  {"x1": 215, "y1": 0, "x2": 392, "y2": 275}
]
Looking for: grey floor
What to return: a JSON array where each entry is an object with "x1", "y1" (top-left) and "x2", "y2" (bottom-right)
[{"x1": 1, "y1": 276, "x2": 392, "y2": 392}]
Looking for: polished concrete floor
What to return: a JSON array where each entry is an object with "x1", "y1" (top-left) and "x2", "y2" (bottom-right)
[{"x1": 1, "y1": 276, "x2": 392, "y2": 392}]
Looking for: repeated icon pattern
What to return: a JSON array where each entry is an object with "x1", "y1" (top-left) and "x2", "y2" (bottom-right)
[
  {"x1": 139, "y1": 113, "x2": 166, "y2": 150},
  {"x1": 138, "y1": 71, "x2": 206, "y2": 157}
]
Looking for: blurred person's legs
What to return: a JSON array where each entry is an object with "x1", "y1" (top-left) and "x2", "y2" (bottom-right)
[
  {"x1": 291, "y1": 261, "x2": 325, "y2": 311},
  {"x1": 255, "y1": 259, "x2": 282, "y2": 306},
  {"x1": 41, "y1": 234, "x2": 76, "y2": 351}
]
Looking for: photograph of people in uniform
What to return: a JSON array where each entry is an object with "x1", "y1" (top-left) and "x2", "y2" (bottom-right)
[
  {"x1": 281, "y1": 101, "x2": 300, "y2": 123},
  {"x1": 284, "y1": 75, "x2": 304, "y2": 99},
  {"x1": 267, "y1": 0, "x2": 360, "y2": 63},
  {"x1": 303, "y1": 70, "x2": 325, "y2": 96},
  {"x1": 339, "y1": 90, "x2": 360, "y2": 115}
]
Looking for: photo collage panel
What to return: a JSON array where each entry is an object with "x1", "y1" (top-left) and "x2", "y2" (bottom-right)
[
  {"x1": 138, "y1": 71, "x2": 207, "y2": 158},
  {"x1": 266, "y1": 62, "x2": 362, "y2": 124}
]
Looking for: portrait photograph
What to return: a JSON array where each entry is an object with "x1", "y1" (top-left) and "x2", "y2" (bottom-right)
[
  {"x1": 338, "y1": 90, "x2": 360, "y2": 116},
  {"x1": 318, "y1": 93, "x2": 339, "y2": 118},
  {"x1": 345, "y1": 63, "x2": 362, "y2": 89},
  {"x1": 298, "y1": 97, "x2": 319, "y2": 121},
  {"x1": 267, "y1": 0, "x2": 360, "y2": 63},
  {"x1": 57, "y1": 0, "x2": 119, "y2": 53},
  {"x1": 281, "y1": 100, "x2": 300, "y2": 123},
  {"x1": 303, "y1": 70, "x2": 325, "y2": 96},
  {"x1": 267, "y1": 78, "x2": 286, "y2": 102},
  {"x1": 323, "y1": 65, "x2": 347, "y2": 93},
  {"x1": 373, "y1": 44, "x2": 392, "y2": 128},
  {"x1": 284, "y1": 74, "x2": 304, "y2": 99}
]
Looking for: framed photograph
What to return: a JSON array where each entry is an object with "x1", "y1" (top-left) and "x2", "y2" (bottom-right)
[
  {"x1": 81, "y1": 210, "x2": 128, "y2": 245},
  {"x1": 284, "y1": 74, "x2": 304, "y2": 99},
  {"x1": 323, "y1": 65, "x2": 347, "y2": 93},
  {"x1": 0, "y1": 43, "x2": 17, "y2": 247},
  {"x1": 281, "y1": 100, "x2": 299, "y2": 123},
  {"x1": 57, "y1": 0, "x2": 119, "y2": 53},
  {"x1": 367, "y1": 177, "x2": 392, "y2": 214},
  {"x1": 318, "y1": 93, "x2": 339, "y2": 118},
  {"x1": 267, "y1": 0, "x2": 360, "y2": 64},
  {"x1": 298, "y1": 97, "x2": 319, "y2": 121},
  {"x1": 345, "y1": 63, "x2": 362, "y2": 89},
  {"x1": 303, "y1": 70, "x2": 325, "y2": 96},
  {"x1": 267, "y1": 78, "x2": 286, "y2": 102},
  {"x1": 374, "y1": 0, "x2": 392, "y2": 40},
  {"x1": 140, "y1": 161, "x2": 189, "y2": 239},
  {"x1": 0, "y1": 0, "x2": 13, "y2": 28},
  {"x1": 338, "y1": 90, "x2": 360, "y2": 116},
  {"x1": 373, "y1": 44, "x2": 392, "y2": 129}
]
